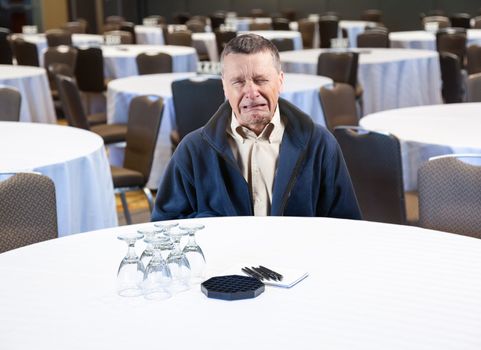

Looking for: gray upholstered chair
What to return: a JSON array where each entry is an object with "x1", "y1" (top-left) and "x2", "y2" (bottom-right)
[
  {"x1": 55, "y1": 75, "x2": 126, "y2": 144},
  {"x1": 467, "y1": 45, "x2": 481, "y2": 75},
  {"x1": 0, "y1": 173, "x2": 57, "y2": 253},
  {"x1": 165, "y1": 30, "x2": 193, "y2": 46},
  {"x1": 11, "y1": 37, "x2": 39, "y2": 66},
  {"x1": 466, "y1": 73, "x2": 481, "y2": 102},
  {"x1": 0, "y1": 87, "x2": 21, "y2": 121},
  {"x1": 333, "y1": 126, "x2": 407, "y2": 225},
  {"x1": 136, "y1": 52, "x2": 173, "y2": 75},
  {"x1": 271, "y1": 38, "x2": 294, "y2": 52},
  {"x1": 249, "y1": 22, "x2": 272, "y2": 30},
  {"x1": 319, "y1": 83, "x2": 358, "y2": 132},
  {"x1": 418, "y1": 154, "x2": 481, "y2": 238},
  {"x1": 356, "y1": 29, "x2": 390, "y2": 48},
  {"x1": 297, "y1": 19, "x2": 316, "y2": 49},
  {"x1": 45, "y1": 29, "x2": 72, "y2": 47},
  {"x1": 111, "y1": 95, "x2": 164, "y2": 224}
]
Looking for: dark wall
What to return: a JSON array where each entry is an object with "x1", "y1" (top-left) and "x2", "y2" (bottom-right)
[{"x1": 101, "y1": 0, "x2": 481, "y2": 31}]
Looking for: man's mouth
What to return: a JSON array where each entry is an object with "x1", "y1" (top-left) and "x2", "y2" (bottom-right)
[{"x1": 241, "y1": 103, "x2": 268, "y2": 111}]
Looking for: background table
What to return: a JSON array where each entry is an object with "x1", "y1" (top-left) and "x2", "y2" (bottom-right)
[
  {"x1": 107, "y1": 72, "x2": 332, "y2": 189},
  {"x1": 18, "y1": 33, "x2": 104, "y2": 66},
  {"x1": 0, "y1": 122, "x2": 117, "y2": 236},
  {"x1": 1, "y1": 216, "x2": 481, "y2": 349},
  {"x1": 135, "y1": 25, "x2": 165, "y2": 45},
  {"x1": 390, "y1": 30, "x2": 481, "y2": 50},
  {"x1": 101, "y1": 45, "x2": 198, "y2": 79},
  {"x1": 280, "y1": 48, "x2": 443, "y2": 115},
  {"x1": 360, "y1": 103, "x2": 481, "y2": 191},
  {"x1": 0, "y1": 64, "x2": 56, "y2": 123}
]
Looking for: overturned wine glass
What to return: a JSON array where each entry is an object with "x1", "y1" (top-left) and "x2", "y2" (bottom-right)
[{"x1": 179, "y1": 224, "x2": 206, "y2": 284}]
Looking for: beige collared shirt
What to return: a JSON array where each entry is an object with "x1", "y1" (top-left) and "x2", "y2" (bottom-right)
[{"x1": 226, "y1": 106, "x2": 285, "y2": 216}]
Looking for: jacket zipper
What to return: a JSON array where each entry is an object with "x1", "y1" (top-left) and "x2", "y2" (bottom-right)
[{"x1": 278, "y1": 149, "x2": 308, "y2": 215}]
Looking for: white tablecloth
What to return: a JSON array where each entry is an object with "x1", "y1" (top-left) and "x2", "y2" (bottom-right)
[
  {"x1": 390, "y1": 30, "x2": 481, "y2": 50},
  {"x1": 1, "y1": 216, "x2": 481, "y2": 349},
  {"x1": 238, "y1": 30, "x2": 303, "y2": 50},
  {"x1": 280, "y1": 48, "x2": 443, "y2": 115},
  {"x1": 0, "y1": 122, "x2": 117, "y2": 236},
  {"x1": 134, "y1": 25, "x2": 165, "y2": 45},
  {"x1": 0, "y1": 64, "x2": 56, "y2": 123},
  {"x1": 18, "y1": 33, "x2": 104, "y2": 66},
  {"x1": 107, "y1": 72, "x2": 332, "y2": 188},
  {"x1": 101, "y1": 45, "x2": 198, "y2": 79},
  {"x1": 360, "y1": 103, "x2": 481, "y2": 191}
]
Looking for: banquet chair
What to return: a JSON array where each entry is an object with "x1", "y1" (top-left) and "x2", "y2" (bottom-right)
[
  {"x1": 271, "y1": 38, "x2": 294, "y2": 52},
  {"x1": 170, "y1": 77, "x2": 224, "y2": 151},
  {"x1": 174, "y1": 12, "x2": 191, "y2": 25},
  {"x1": 318, "y1": 15, "x2": 339, "y2": 48},
  {"x1": 0, "y1": 172, "x2": 57, "y2": 253},
  {"x1": 102, "y1": 22, "x2": 121, "y2": 33},
  {"x1": 44, "y1": 45, "x2": 77, "y2": 93},
  {"x1": 209, "y1": 13, "x2": 226, "y2": 31},
  {"x1": 356, "y1": 29, "x2": 390, "y2": 48},
  {"x1": 165, "y1": 30, "x2": 193, "y2": 47},
  {"x1": 0, "y1": 27, "x2": 13, "y2": 64},
  {"x1": 111, "y1": 95, "x2": 164, "y2": 224},
  {"x1": 136, "y1": 52, "x2": 173, "y2": 75},
  {"x1": 466, "y1": 45, "x2": 481, "y2": 75},
  {"x1": 105, "y1": 15, "x2": 125, "y2": 25},
  {"x1": 272, "y1": 18, "x2": 290, "y2": 31},
  {"x1": 103, "y1": 30, "x2": 133, "y2": 44},
  {"x1": 119, "y1": 22, "x2": 136, "y2": 44},
  {"x1": 449, "y1": 13, "x2": 471, "y2": 29},
  {"x1": 215, "y1": 30, "x2": 237, "y2": 56},
  {"x1": 0, "y1": 87, "x2": 21, "y2": 121},
  {"x1": 186, "y1": 19, "x2": 206, "y2": 33},
  {"x1": 190, "y1": 15, "x2": 209, "y2": 26},
  {"x1": 418, "y1": 154, "x2": 481, "y2": 238},
  {"x1": 422, "y1": 16, "x2": 450, "y2": 30},
  {"x1": 317, "y1": 51, "x2": 363, "y2": 115},
  {"x1": 436, "y1": 28, "x2": 467, "y2": 67},
  {"x1": 297, "y1": 19, "x2": 316, "y2": 49},
  {"x1": 56, "y1": 75, "x2": 126, "y2": 144},
  {"x1": 48, "y1": 63, "x2": 75, "y2": 119},
  {"x1": 319, "y1": 83, "x2": 358, "y2": 132},
  {"x1": 11, "y1": 37, "x2": 39, "y2": 66},
  {"x1": 249, "y1": 22, "x2": 272, "y2": 31},
  {"x1": 74, "y1": 47, "x2": 107, "y2": 114},
  {"x1": 439, "y1": 52, "x2": 465, "y2": 103},
  {"x1": 45, "y1": 29, "x2": 72, "y2": 47},
  {"x1": 360, "y1": 9, "x2": 383, "y2": 23},
  {"x1": 333, "y1": 127, "x2": 407, "y2": 225},
  {"x1": 62, "y1": 21, "x2": 87, "y2": 34},
  {"x1": 466, "y1": 73, "x2": 481, "y2": 102}
]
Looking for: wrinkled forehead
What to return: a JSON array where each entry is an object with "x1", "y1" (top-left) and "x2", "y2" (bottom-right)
[{"x1": 221, "y1": 50, "x2": 281, "y2": 76}]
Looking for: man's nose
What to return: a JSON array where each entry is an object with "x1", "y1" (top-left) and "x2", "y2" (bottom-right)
[{"x1": 243, "y1": 81, "x2": 259, "y2": 98}]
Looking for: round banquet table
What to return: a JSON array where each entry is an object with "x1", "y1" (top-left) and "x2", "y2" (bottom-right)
[
  {"x1": 280, "y1": 48, "x2": 443, "y2": 116},
  {"x1": 134, "y1": 25, "x2": 165, "y2": 45},
  {"x1": 390, "y1": 30, "x2": 481, "y2": 50},
  {"x1": 17, "y1": 33, "x2": 104, "y2": 66},
  {"x1": 107, "y1": 72, "x2": 333, "y2": 189},
  {"x1": 360, "y1": 103, "x2": 481, "y2": 191},
  {"x1": 238, "y1": 30, "x2": 303, "y2": 50},
  {"x1": 339, "y1": 20, "x2": 376, "y2": 48},
  {"x1": 1, "y1": 216, "x2": 481, "y2": 349},
  {"x1": 101, "y1": 45, "x2": 198, "y2": 79},
  {"x1": 0, "y1": 122, "x2": 118, "y2": 236},
  {"x1": 0, "y1": 64, "x2": 56, "y2": 123}
]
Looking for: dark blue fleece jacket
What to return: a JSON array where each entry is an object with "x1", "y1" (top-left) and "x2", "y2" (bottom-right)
[{"x1": 152, "y1": 98, "x2": 361, "y2": 220}]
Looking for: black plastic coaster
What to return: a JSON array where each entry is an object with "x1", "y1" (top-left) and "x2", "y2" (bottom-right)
[{"x1": 201, "y1": 275, "x2": 265, "y2": 300}]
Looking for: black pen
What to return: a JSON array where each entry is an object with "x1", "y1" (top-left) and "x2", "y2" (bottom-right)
[
  {"x1": 252, "y1": 266, "x2": 276, "y2": 281},
  {"x1": 259, "y1": 265, "x2": 283, "y2": 281},
  {"x1": 242, "y1": 267, "x2": 264, "y2": 280}
]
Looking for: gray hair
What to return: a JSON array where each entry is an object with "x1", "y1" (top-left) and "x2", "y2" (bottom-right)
[{"x1": 220, "y1": 34, "x2": 281, "y2": 73}]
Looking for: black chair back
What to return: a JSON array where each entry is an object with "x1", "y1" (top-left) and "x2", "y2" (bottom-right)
[
  {"x1": 439, "y1": 52, "x2": 464, "y2": 103},
  {"x1": 0, "y1": 27, "x2": 13, "y2": 64},
  {"x1": 0, "y1": 87, "x2": 21, "y2": 121},
  {"x1": 271, "y1": 38, "x2": 294, "y2": 52},
  {"x1": 136, "y1": 52, "x2": 173, "y2": 75},
  {"x1": 75, "y1": 47, "x2": 105, "y2": 93},
  {"x1": 12, "y1": 38, "x2": 39, "y2": 66},
  {"x1": 319, "y1": 16, "x2": 339, "y2": 48}
]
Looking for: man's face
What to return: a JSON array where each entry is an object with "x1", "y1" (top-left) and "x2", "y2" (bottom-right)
[{"x1": 222, "y1": 51, "x2": 284, "y2": 134}]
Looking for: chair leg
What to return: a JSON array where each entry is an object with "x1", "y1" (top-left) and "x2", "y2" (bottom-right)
[
  {"x1": 119, "y1": 191, "x2": 132, "y2": 225},
  {"x1": 143, "y1": 187, "x2": 154, "y2": 212}
]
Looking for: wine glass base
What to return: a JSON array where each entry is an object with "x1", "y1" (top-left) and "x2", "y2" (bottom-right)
[
  {"x1": 117, "y1": 287, "x2": 143, "y2": 297},
  {"x1": 143, "y1": 289, "x2": 172, "y2": 300}
]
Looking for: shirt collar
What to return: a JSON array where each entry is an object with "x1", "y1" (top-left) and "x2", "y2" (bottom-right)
[{"x1": 228, "y1": 105, "x2": 284, "y2": 144}]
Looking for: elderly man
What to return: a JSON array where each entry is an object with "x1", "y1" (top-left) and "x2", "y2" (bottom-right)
[{"x1": 152, "y1": 34, "x2": 361, "y2": 220}]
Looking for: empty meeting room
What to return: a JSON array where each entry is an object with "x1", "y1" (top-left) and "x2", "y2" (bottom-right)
[{"x1": 1, "y1": 1, "x2": 481, "y2": 349}]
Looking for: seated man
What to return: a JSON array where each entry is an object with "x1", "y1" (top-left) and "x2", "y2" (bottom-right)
[{"x1": 152, "y1": 34, "x2": 361, "y2": 220}]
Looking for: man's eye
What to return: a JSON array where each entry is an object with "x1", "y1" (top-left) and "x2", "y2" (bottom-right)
[
  {"x1": 232, "y1": 80, "x2": 244, "y2": 86},
  {"x1": 255, "y1": 79, "x2": 268, "y2": 84}
]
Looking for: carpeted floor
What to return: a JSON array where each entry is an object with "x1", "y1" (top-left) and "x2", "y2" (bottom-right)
[{"x1": 116, "y1": 191, "x2": 153, "y2": 226}]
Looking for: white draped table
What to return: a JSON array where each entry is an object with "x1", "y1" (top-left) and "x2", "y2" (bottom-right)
[
  {"x1": 360, "y1": 103, "x2": 481, "y2": 191},
  {"x1": 390, "y1": 29, "x2": 481, "y2": 50},
  {"x1": 0, "y1": 122, "x2": 117, "y2": 236},
  {"x1": 280, "y1": 48, "x2": 443, "y2": 115},
  {"x1": 0, "y1": 64, "x2": 56, "y2": 123},
  {"x1": 1, "y1": 216, "x2": 481, "y2": 349},
  {"x1": 107, "y1": 72, "x2": 332, "y2": 188},
  {"x1": 101, "y1": 45, "x2": 198, "y2": 78}
]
